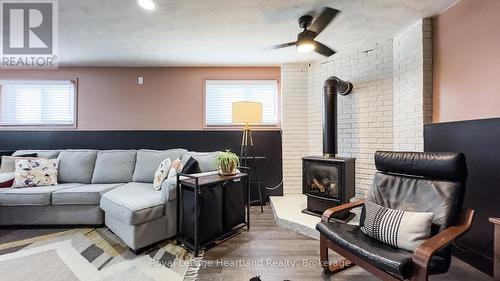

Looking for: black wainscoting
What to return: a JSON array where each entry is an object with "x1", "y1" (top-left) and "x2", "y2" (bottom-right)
[
  {"x1": 425, "y1": 117, "x2": 500, "y2": 276},
  {"x1": 0, "y1": 130, "x2": 283, "y2": 199}
]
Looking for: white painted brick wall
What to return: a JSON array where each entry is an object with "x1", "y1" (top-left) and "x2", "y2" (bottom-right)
[
  {"x1": 281, "y1": 64, "x2": 309, "y2": 194},
  {"x1": 307, "y1": 62, "x2": 323, "y2": 156},
  {"x1": 393, "y1": 19, "x2": 433, "y2": 152},
  {"x1": 307, "y1": 41, "x2": 394, "y2": 197},
  {"x1": 280, "y1": 19, "x2": 432, "y2": 197}
]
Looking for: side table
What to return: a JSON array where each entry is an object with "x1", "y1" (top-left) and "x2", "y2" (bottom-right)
[{"x1": 240, "y1": 156, "x2": 266, "y2": 212}]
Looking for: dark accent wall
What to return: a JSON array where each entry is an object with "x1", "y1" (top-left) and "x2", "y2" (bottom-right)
[
  {"x1": 424, "y1": 117, "x2": 500, "y2": 276},
  {"x1": 0, "y1": 130, "x2": 283, "y2": 199}
]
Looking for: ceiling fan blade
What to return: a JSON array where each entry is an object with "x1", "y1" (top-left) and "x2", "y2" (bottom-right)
[
  {"x1": 270, "y1": 42, "x2": 297, "y2": 49},
  {"x1": 314, "y1": 41, "x2": 336, "y2": 57},
  {"x1": 309, "y1": 7, "x2": 340, "y2": 36}
]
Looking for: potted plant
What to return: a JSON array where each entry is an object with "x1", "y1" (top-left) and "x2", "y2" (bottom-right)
[{"x1": 217, "y1": 150, "x2": 240, "y2": 176}]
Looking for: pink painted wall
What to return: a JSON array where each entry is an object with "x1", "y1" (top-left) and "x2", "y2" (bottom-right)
[
  {"x1": 0, "y1": 67, "x2": 280, "y2": 130},
  {"x1": 433, "y1": 0, "x2": 500, "y2": 123}
]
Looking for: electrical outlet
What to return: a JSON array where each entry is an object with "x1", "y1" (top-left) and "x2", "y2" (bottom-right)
[{"x1": 137, "y1": 76, "x2": 144, "y2": 85}]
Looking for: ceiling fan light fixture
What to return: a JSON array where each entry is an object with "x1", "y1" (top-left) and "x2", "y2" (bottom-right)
[
  {"x1": 269, "y1": 7, "x2": 339, "y2": 57},
  {"x1": 297, "y1": 40, "x2": 315, "y2": 53},
  {"x1": 136, "y1": 0, "x2": 156, "y2": 10}
]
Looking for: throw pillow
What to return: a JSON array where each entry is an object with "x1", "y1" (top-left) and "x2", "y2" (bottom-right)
[
  {"x1": 360, "y1": 200, "x2": 434, "y2": 252},
  {"x1": 0, "y1": 150, "x2": 15, "y2": 159},
  {"x1": 0, "y1": 153, "x2": 38, "y2": 173},
  {"x1": 13, "y1": 158, "x2": 59, "y2": 188},
  {"x1": 0, "y1": 179, "x2": 14, "y2": 188},
  {"x1": 0, "y1": 172, "x2": 15, "y2": 188},
  {"x1": 167, "y1": 158, "x2": 183, "y2": 179},
  {"x1": 153, "y1": 158, "x2": 171, "y2": 191},
  {"x1": 181, "y1": 157, "x2": 201, "y2": 174}
]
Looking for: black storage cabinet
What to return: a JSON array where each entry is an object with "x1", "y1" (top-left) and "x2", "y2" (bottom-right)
[{"x1": 181, "y1": 184, "x2": 223, "y2": 245}]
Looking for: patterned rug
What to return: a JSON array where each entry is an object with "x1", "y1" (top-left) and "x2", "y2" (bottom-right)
[{"x1": 0, "y1": 228, "x2": 201, "y2": 281}]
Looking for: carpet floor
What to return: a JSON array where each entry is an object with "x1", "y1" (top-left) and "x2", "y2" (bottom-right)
[{"x1": 0, "y1": 227, "x2": 200, "y2": 281}]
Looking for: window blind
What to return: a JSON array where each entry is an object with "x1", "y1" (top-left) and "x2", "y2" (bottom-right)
[
  {"x1": 205, "y1": 80, "x2": 279, "y2": 126},
  {"x1": 0, "y1": 80, "x2": 75, "y2": 126}
]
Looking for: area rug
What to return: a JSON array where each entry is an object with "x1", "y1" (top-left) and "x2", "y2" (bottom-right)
[{"x1": 0, "y1": 228, "x2": 202, "y2": 281}]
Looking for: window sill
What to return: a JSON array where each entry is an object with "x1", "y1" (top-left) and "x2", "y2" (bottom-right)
[
  {"x1": 0, "y1": 125, "x2": 77, "y2": 131},
  {"x1": 203, "y1": 125, "x2": 281, "y2": 131}
]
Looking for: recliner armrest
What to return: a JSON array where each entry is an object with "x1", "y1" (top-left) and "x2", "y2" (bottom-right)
[
  {"x1": 412, "y1": 209, "x2": 474, "y2": 280},
  {"x1": 321, "y1": 199, "x2": 365, "y2": 222}
]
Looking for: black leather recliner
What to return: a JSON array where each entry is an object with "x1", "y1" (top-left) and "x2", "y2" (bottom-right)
[{"x1": 316, "y1": 151, "x2": 474, "y2": 281}]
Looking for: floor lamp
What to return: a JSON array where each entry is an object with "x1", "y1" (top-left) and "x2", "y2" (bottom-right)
[
  {"x1": 232, "y1": 101, "x2": 263, "y2": 162},
  {"x1": 232, "y1": 101, "x2": 264, "y2": 212}
]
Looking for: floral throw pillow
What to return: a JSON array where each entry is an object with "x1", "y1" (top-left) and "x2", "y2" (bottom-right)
[
  {"x1": 13, "y1": 159, "x2": 59, "y2": 188},
  {"x1": 153, "y1": 158, "x2": 171, "y2": 191}
]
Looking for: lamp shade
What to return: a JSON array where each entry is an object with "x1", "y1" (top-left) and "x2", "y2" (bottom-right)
[{"x1": 232, "y1": 101, "x2": 263, "y2": 124}]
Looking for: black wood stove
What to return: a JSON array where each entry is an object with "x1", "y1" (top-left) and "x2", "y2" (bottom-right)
[{"x1": 302, "y1": 77, "x2": 355, "y2": 220}]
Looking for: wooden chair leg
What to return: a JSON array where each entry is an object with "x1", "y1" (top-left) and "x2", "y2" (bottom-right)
[
  {"x1": 320, "y1": 234, "x2": 355, "y2": 274},
  {"x1": 412, "y1": 265, "x2": 429, "y2": 281},
  {"x1": 320, "y1": 234, "x2": 330, "y2": 272}
]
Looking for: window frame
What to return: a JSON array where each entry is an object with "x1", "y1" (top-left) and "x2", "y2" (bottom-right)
[
  {"x1": 0, "y1": 79, "x2": 78, "y2": 130},
  {"x1": 202, "y1": 78, "x2": 281, "y2": 130}
]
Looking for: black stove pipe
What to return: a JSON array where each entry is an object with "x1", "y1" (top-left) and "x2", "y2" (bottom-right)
[{"x1": 323, "y1": 76, "x2": 353, "y2": 158}]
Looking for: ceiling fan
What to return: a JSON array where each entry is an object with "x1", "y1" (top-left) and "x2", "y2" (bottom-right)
[{"x1": 271, "y1": 7, "x2": 340, "y2": 57}]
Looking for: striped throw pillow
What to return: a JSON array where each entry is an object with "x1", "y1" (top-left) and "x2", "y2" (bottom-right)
[{"x1": 360, "y1": 200, "x2": 434, "y2": 252}]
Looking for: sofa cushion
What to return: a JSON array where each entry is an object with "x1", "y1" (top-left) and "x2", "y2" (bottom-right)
[
  {"x1": 160, "y1": 178, "x2": 178, "y2": 202},
  {"x1": 132, "y1": 149, "x2": 186, "y2": 183},
  {"x1": 181, "y1": 151, "x2": 220, "y2": 172},
  {"x1": 92, "y1": 150, "x2": 136, "y2": 184},
  {"x1": 100, "y1": 182, "x2": 165, "y2": 225},
  {"x1": 0, "y1": 183, "x2": 82, "y2": 206},
  {"x1": 57, "y1": 150, "x2": 98, "y2": 183},
  {"x1": 52, "y1": 183, "x2": 124, "y2": 205},
  {"x1": 13, "y1": 150, "x2": 60, "y2": 159}
]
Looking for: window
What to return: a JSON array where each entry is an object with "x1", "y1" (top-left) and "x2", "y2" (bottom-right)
[
  {"x1": 205, "y1": 80, "x2": 279, "y2": 127},
  {"x1": 0, "y1": 80, "x2": 75, "y2": 126}
]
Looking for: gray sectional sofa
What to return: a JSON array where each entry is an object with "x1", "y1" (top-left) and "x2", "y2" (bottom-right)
[{"x1": 0, "y1": 149, "x2": 220, "y2": 251}]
